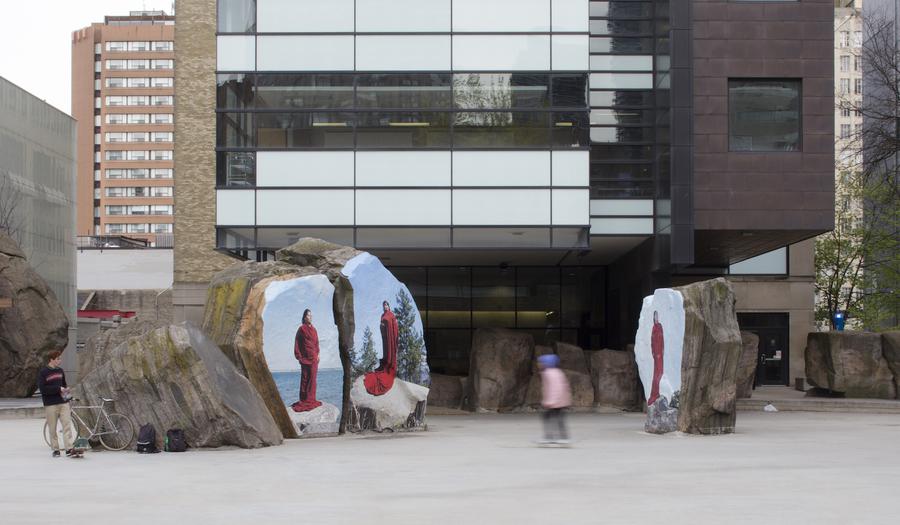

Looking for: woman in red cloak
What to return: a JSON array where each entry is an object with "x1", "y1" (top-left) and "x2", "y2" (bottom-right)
[
  {"x1": 648, "y1": 310, "x2": 665, "y2": 405},
  {"x1": 292, "y1": 309, "x2": 322, "y2": 412},
  {"x1": 364, "y1": 301, "x2": 399, "y2": 396}
]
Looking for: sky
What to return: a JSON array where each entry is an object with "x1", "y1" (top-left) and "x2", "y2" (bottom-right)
[{"x1": 0, "y1": 0, "x2": 173, "y2": 115}]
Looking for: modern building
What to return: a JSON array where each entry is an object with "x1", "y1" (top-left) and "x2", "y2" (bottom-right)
[
  {"x1": 0, "y1": 76, "x2": 78, "y2": 379},
  {"x1": 71, "y1": 11, "x2": 176, "y2": 245},
  {"x1": 175, "y1": 0, "x2": 834, "y2": 384}
]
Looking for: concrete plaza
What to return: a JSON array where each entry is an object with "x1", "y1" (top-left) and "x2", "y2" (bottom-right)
[{"x1": 1, "y1": 411, "x2": 897, "y2": 524}]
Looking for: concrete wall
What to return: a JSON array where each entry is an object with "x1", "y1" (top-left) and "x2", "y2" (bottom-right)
[{"x1": 77, "y1": 249, "x2": 173, "y2": 290}]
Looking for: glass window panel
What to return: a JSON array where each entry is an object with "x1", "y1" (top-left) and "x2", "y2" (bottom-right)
[
  {"x1": 256, "y1": 112, "x2": 354, "y2": 148},
  {"x1": 551, "y1": 75, "x2": 588, "y2": 108},
  {"x1": 517, "y1": 268, "x2": 561, "y2": 329},
  {"x1": 590, "y1": 180, "x2": 655, "y2": 198},
  {"x1": 590, "y1": 144, "x2": 653, "y2": 160},
  {"x1": 217, "y1": 74, "x2": 254, "y2": 109},
  {"x1": 453, "y1": 74, "x2": 549, "y2": 109},
  {"x1": 728, "y1": 79, "x2": 801, "y2": 152},
  {"x1": 217, "y1": 112, "x2": 255, "y2": 147},
  {"x1": 590, "y1": 163, "x2": 653, "y2": 181},
  {"x1": 590, "y1": 73, "x2": 653, "y2": 89},
  {"x1": 590, "y1": 126, "x2": 653, "y2": 143},
  {"x1": 356, "y1": 112, "x2": 451, "y2": 148},
  {"x1": 453, "y1": 0, "x2": 549, "y2": 32},
  {"x1": 427, "y1": 268, "x2": 471, "y2": 329},
  {"x1": 472, "y1": 268, "x2": 515, "y2": 329},
  {"x1": 729, "y1": 247, "x2": 788, "y2": 275},
  {"x1": 255, "y1": 74, "x2": 354, "y2": 110},
  {"x1": 590, "y1": 108, "x2": 653, "y2": 125},
  {"x1": 356, "y1": 228, "x2": 451, "y2": 249},
  {"x1": 255, "y1": 227, "x2": 354, "y2": 248},
  {"x1": 218, "y1": 151, "x2": 256, "y2": 188},
  {"x1": 590, "y1": 2, "x2": 653, "y2": 18},
  {"x1": 357, "y1": 74, "x2": 452, "y2": 109},
  {"x1": 590, "y1": 55, "x2": 653, "y2": 71},
  {"x1": 590, "y1": 19, "x2": 653, "y2": 36},
  {"x1": 590, "y1": 90, "x2": 654, "y2": 107},
  {"x1": 217, "y1": 228, "x2": 256, "y2": 249},
  {"x1": 590, "y1": 37, "x2": 654, "y2": 54},
  {"x1": 552, "y1": 112, "x2": 590, "y2": 148},
  {"x1": 424, "y1": 329, "x2": 471, "y2": 376},
  {"x1": 453, "y1": 111, "x2": 549, "y2": 148},
  {"x1": 218, "y1": 0, "x2": 256, "y2": 32}
]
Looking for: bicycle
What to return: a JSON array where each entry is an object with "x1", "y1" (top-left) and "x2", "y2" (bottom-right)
[{"x1": 43, "y1": 398, "x2": 135, "y2": 452}]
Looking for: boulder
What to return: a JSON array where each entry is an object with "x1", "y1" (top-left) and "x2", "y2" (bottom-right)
[
  {"x1": 634, "y1": 278, "x2": 742, "y2": 435},
  {"x1": 347, "y1": 376, "x2": 428, "y2": 432},
  {"x1": 75, "y1": 323, "x2": 282, "y2": 448},
  {"x1": 522, "y1": 369, "x2": 594, "y2": 411},
  {"x1": 428, "y1": 374, "x2": 466, "y2": 409},
  {"x1": 586, "y1": 349, "x2": 642, "y2": 411},
  {"x1": 883, "y1": 332, "x2": 900, "y2": 396},
  {"x1": 736, "y1": 332, "x2": 759, "y2": 399},
  {"x1": 555, "y1": 342, "x2": 589, "y2": 374},
  {"x1": 290, "y1": 402, "x2": 340, "y2": 436},
  {"x1": 465, "y1": 328, "x2": 534, "y2": 412},
  {"x1": 676, "y1": 278, "x2": 743, "y2": 434},
  {"x1": 79, "y1": 319, "x2": 162, "y2": 379},
  {"x1": 0, "y1": 233, "x2": 68, "y2": 397},
  {"x1": 805, "y1": 332, "x2": 896, "y2": 399}
]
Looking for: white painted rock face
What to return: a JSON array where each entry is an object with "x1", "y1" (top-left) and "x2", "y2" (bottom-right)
[
  {"x1": 634, "y1": 288, "x2": 685, "y2": 407},
  {"x1": 348, "y1": 376, "x2": 429, "y2": 432},
  {"x1": 289, "y1": 402, "x2": 340, "y2": 436}
]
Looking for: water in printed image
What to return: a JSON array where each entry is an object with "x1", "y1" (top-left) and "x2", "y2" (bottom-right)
[{"x1": 273, "y1": 369, "x2": 344, "y2": 414}]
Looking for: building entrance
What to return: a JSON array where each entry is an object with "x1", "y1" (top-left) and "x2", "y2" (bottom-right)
[{"x1": 737, "y1": 313, "x2": 790, "y2": 386}]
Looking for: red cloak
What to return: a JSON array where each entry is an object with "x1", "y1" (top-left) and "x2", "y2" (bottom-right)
[
  {"x1": 364, "y1": 309, "x2": 400, "y2": 396},
  {"x1": 292, "y1": 322, "x2": 322, "y2": 412},
  {"x1": 648, "y1": 319, "x2": 665, "y2": 405}
]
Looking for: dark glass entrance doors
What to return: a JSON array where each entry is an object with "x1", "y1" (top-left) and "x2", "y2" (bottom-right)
[{"x1": 737, "y1": 313, "x2": 790, "y2": 387}]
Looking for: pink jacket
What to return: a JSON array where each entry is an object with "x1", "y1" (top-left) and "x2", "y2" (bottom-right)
[{"x1": 540, "y1": 368, "x2": 572, "y2": 409}]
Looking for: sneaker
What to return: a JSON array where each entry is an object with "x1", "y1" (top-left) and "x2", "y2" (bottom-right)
[{"x1": 52, "y1": 450, "x2": 60, "y2": 458}]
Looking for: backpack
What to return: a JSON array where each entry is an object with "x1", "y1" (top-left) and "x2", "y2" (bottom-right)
[
  {"x1": 165, "y1": 428, "x2": 187, "y2": 452},
  {"x1": 136, "y1": 424, "x2": 159, "y2": 453}
]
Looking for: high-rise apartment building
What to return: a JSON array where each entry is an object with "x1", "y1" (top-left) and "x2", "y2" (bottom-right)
[
  {"x1": 72, "y1": 11, "x2": 175, "y2": 245},
  {"x1": 175, "y1": 0, "x2": 834, "y2": 384}
]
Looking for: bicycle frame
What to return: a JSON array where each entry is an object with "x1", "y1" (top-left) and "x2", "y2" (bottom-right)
[{"x1": 69, "y1": 399, "x2": 119, "y2": 439}]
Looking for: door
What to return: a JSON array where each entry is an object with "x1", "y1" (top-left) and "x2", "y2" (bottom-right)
[{"x1": 736, "y1": 313, "x2": 790, "y2": 386}]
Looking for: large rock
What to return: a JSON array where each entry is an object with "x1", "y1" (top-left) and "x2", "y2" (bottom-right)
[
  {"x1": 290, "y1": 402, "x2": 340, "y2": 436},
  {"x1": 348, "y1": 376, "x2": 427, "y2": 432},
  {"x1": 0, "y1": 233, "x2": 68, "y2": 397},
  {"x1": 555, "y1": 342, "x2": 589, "y2": 374},
  {"x1": 79, "y1": 319, "x2": 162, "y2": 379},
  {"x1": 736, "y1": 332, "x2": 759, "y2": 399},
  {"x1": 586, "y1": 349, "x2": 642, "y2": 411},
  {"x1": 427, "y1": 374, "x2": 466, "y2": 409},
  {"x1": 805, "y1": 332, "x2": 896, "y2": 399},
  {"x1": 676, "y1": 278, "x2": 743, "y2": 434},
  {"x1": 883, "y1": 332, "x2": 900, "y2": 396},
  {"x1": 75, "y1": 323, "x2": 282, "y2": 448},
  {"x1": 634, "y1": 278, "x2": 742, "y2": 434},
  {"x1": 465, "y1": 328, "x2": 534, "y2": 412}
]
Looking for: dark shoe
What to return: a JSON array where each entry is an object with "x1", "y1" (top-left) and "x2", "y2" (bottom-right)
[
  {"x1": 52, "y1": 450, "x2": 60, "y2": 458},
  {"x1": 65, "y1": 449, "x2": 76, "y2": 457}
]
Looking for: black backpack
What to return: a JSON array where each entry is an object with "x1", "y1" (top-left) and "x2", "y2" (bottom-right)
[
  {"x1": 136, "y1": 424, "x2": 159, "y2": 453},
  {"x1": 165, "y1": 428, "x2": 187, "y2": 452}
]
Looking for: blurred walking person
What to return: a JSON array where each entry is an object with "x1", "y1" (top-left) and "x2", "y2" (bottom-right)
[{"x1": 538, "y1": 354, "x2": 571, "y2": 445}]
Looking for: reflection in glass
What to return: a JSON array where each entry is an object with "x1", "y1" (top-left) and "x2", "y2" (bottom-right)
[
  {"x1": 590, "y1": 180, "x2": 654, "y2": 198},
  {"x1": 216, "y1": 228, "x2": 255, "y2": 248},
  {"x1": 454, "y1": 111, "x2": 549, "y2": 148},
  {"x1": 590, "y1": 126, "x2": 653, "y2": 143},
  {"x1": 590, "y1": 108, "x2": 653, "y2": 125},
  {"x1": 552, "y1": 112, "x2": 590, "y2": 148},
  {"x1": 590, "y1": 1, "x2": 654, "y2": 18},
  {"x1": 357, "y1": 74, "x2": 452, "y2": 109},
  {"x1": 517, "y1": 268, "x2": 560, "y2": 329},
  {"x1": 590, "y1": 163, "x2": 652, "y2": 181},
  {"x1": 255, "y1": 75, "x2": 354, "y2": 109},
  {"x1": 590, "y1": 37, "x2": 654, "y2": 54},
  {"x1": 217, "y1": 74, "x2": 254, "y2": 109},
  {"x1": 590, "y1": 145, "x2": 653, "y2": 160},
  {"x1": 589, "y1": 20, "x2": 654, "y2": 36},
  {"x1": 427, "y1": 268, "x2": 471, "y2": 328},
  {"x1": 729, "y1": 80, "x2": 801, "y2": 152},
  {"x1": 551, "y1": 75, "x2": 588, "y2": 108},
  {"x1": 256, "y1": 113, "x2": 354, "y2": 148},
  {"x1": 216, "y1": 152, "x2": 255, "y2": 187},
  {"x1": 472, "y1": 268, "x2": 515, "y2": 328},
  {"x1": 217, "y1": 0, "x2": 256, "y2": 33},
  {"x1": 217, "y1": 112, "x2": 254, "y2": 147},
  {"x1": 424, "y1": 329, "x2": 471, "y2": 376},
  {"x1": 356, "y1": 112, "x2": 451, "y2": 148},
  {"x1": 589, "y1": 90, "x2": 654, "y2": 107},
  {"x1": 453, "y1": 74, "x2": 549, "y2": 109}
]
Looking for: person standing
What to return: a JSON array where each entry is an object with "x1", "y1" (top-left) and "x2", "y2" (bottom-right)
[
  {"x1": 292, "y1": 309, "x2": 322, "y2": 412},
  {"x1": 364, "y1": 301, "x2": 399, "y2": 396},
  {"x1": 38, "y1": 351, "x2": 77, "y2": 457},
  {"x1": 538, "y1": 354, "x2": 572, "y2": 445},
  {"x1": 648, "y1": 310, "x2": 665, "y2": 406}
]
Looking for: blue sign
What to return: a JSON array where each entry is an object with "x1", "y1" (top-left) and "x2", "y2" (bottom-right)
[{"x1": 833, "y1": 311, "x2": 846, "y2": 331}]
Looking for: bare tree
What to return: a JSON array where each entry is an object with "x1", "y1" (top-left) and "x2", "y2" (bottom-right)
[
  {"x1": 0, "y1": 172, "x2": 25, "y2": 246},
  {"x1": 821, "y1": 7, "x2": 900, "y2": 329}
]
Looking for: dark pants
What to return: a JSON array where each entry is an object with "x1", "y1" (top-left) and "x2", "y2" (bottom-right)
[{"x1": 542, "y1": 408, "x2": 569, "y2": 441}]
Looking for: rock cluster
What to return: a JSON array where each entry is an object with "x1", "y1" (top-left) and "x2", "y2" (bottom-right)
[
  {"x1": 75, "y1": 322, "x2": 282, "y2": 448},
  {"x1": 805, "y1": 331, "x2": 899, "y2": 399},
  {"x1": 0, "y1": 233, "x2": 69, "y2": 397}
]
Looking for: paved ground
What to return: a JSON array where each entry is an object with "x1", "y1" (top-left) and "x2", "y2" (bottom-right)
[{"x1": 2, "y1": 411, "x2": 898, "y2": 524}]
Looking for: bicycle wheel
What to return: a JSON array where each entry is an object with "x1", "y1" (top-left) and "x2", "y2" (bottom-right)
[{"x1": 98, "y1": 413, "x2": 135, "y2": 451}]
